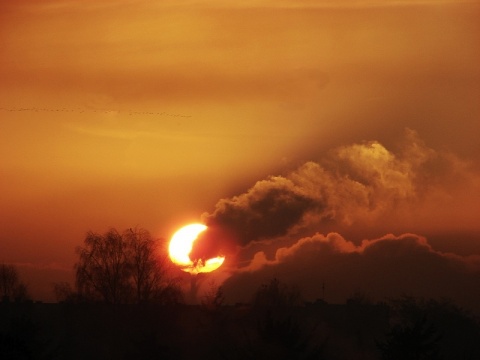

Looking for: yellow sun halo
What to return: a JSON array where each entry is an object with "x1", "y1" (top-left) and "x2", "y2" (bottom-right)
[{"x1": 168, "y1": 223, "x2": 225, "y2": 274}]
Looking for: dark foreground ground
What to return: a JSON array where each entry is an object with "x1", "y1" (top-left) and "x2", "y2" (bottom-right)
[{"x1": 1, "y1": 298, "x2": 479, "y2": 360}]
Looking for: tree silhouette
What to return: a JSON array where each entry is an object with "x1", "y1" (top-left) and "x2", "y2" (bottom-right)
[
  {"x1": 201, "y1": 280, "x2": 225, "y2": 312},
  {"x1": 124, "y1": 227, "x2": 179, "y2": 304},
  {"x1": 75, "y1": 229, "x2": 130, "y2": 304},
  {"x1": 244, "y1": 278, "x2": 327, "y2": 360},
  {"x1": 253, "y1": 278, "x2": 302, "y2": 309},
  {"x1": 52, "y1": 282, "x2": 82, "y2": 303},
  {"x1": 378, "y1": 296, "x2": 480, "y2": 360},
  {"x1": 74, "y1": 227, "x2": 181, "y2": 304},
  {"x1": 377, "y1": 316, "x2": 442, "y2": 360},
  {"x1": 1, "y1": 264, "x2": 17, "y2": 300},
  {"x1": 0, "y1": 264, "x2": 30, "y2": 302}
]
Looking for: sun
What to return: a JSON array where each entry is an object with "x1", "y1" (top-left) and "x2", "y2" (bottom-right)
[{"x1": 168, "y1": 223, "x2": 225, "y2": 274}]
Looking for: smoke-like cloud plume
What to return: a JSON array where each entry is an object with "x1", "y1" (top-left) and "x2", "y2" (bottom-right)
[
  {"x1": 203, "y1": 176, "x2": 318, "y2": 245},
  {"x1": 197, "y1": 129, "x2": 476, "y2": 258}
]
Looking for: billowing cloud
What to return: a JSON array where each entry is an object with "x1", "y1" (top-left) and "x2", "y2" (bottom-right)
[
  {"x1": 222, "y1": 232, "x2": 480, "y2": 312},
  {"x1": 204, "y1": 176, "x2": 318, "y2": 244},
  {"x1": 200, "y1": 129, "x2": 479, "y2": 256}
]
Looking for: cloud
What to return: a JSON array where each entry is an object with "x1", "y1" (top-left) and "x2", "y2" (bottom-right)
[
  {"x1": 198, "y1": 130, "x2": 480, "y2": 309},
  {"x1": 222, "y1": 232, "x2": 480, "y2": 312},
  {"x1": 201, "y1": 129, "x2": 480, "y2": 252},
  {"x1": 203, "y1": 176, "x2": 318, "y2": 245}
]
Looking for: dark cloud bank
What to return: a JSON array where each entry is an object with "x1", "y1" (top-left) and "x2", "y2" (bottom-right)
[
  {"x1": 223, "y1": 232, "x2": 480, "y2": 312},
  {"x1": 194, "y1": 129, "x2": 480, "y2": 311}
]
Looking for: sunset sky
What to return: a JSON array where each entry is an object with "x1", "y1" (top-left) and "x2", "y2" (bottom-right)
[{"x1": 1, "y1": 0, "x2": 479, "y2": 308}]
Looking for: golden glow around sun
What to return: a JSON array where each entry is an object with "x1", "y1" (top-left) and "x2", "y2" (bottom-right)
[{"x1": 168, "y1": 223, "x2": 225, "y2": 274}]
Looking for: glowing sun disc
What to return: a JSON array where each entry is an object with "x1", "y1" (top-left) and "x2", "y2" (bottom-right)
[
  {"x1": 168, "y1": 223, "x2": 225, "y2": 274},
  {"x1": 169, "y1": 223, "x2": 206, "y2": 265}
]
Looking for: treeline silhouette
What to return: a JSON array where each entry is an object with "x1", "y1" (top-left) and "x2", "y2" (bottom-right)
[
  {"x1": 1, "y1": 228, "x2": 480, "y2": 359},
  {"x1": 1, "y1": 281, "x2": 480, "y2": 359}
]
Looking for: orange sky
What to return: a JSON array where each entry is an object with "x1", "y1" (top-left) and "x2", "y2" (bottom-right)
[{"x1": 1, "y1": 0, "x2": 479, "y2": 305}]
